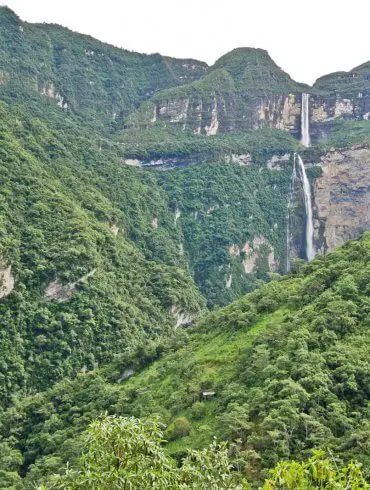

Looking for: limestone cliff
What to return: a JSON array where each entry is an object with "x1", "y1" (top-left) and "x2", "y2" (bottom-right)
[
  {"x1": 312, "y1": 146, "x2": 370, "y2": 254},
  {"x1": 141, "y1": 92, "x2": 303, "y2": 135},
  {"x1": 126, "y1": 48, "x2": 306, "y2": 135},
  {"x1": 0, "y1": 259, "x2": 14, "y2": 300},
  {"x1": 127, "y1": 52, "x2": 370, "y2": 141}
]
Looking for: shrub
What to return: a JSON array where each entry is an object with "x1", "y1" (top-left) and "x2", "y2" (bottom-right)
[
  {"x1": 190, "y1": 401, "x2": 206, "y2": 420},
  {"x1": 166, "y1": 417, "x2": 192, "y2": 440}
]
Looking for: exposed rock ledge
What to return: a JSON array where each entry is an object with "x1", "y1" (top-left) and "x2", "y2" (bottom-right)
[
  {"x1": 44, "y1": 269, "x2": 96, "y2": 302},
  {"x1": 169, "y1": 305, "x2": 193, "y2": 328},
  {"x1": 228, "y1": 236, "x2": 277, "y2": 274},
  {"x1": 0, "y1": 259, "x2": 15, "y2": 299}
]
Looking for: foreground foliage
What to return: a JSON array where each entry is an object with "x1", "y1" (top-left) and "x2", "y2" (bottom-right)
[
  {"x1": 263, "y1": 451, "x2": 368, "y2": 489},
  {"x1": 47, "y1": 415, "x2": 247, "y2": 490},
  {"x1": 44, "y1": 416, "x2": 368, "y2": 489}
]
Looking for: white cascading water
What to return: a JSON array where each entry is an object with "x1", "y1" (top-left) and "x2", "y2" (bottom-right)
[
  {"x1": 301, "y1": 93, "x2": 311, "y2": 147},
  {"x1": 296, "y1": 153, "x2": 315, "y2": 261},
  {"x1": 286, "y1": 156, "x2": 297, "y2": 272}
]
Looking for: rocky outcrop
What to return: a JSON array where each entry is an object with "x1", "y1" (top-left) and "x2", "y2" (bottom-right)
[
  {"x1": 151, "y1": 217, "x2": 158, "y2": 229},
  {"x1": 312, "y1": 146, "x2": 370, "y2": 253},
  {"x1": 44, "y1": 269, "x2": 96, "y2": 302},
  {"x1": 39, "y1": 81, "x2": 68, "y2": 109},
  {"x1": 228, "y1": 236, "x2": 277, "y2": 275},
  {"x1": 110, "y1": 224, "x2": 119, "y2": 236},
  {"x1": 266, "y1": 153, "x2": 290, "y2": 170},
  {"x1": 225, "y1": 274, "x2": 233, "y2": 288},
  {"x1": 310, "y1": 92, "x2": 370, "y2": 140},
  {"x1": 0, "y1": 71, "x2": 8, "y2": 86},
  {"x1": 0, "y1": 259, "x2": 15, "y2": 299},
  {"x1": 169, "y1": 306, "x2": 193, "y2": 328}
]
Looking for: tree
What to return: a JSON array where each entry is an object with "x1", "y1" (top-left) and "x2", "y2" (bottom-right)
[
  {"x1": 49, "y1": 415, "x2": 248, "y2": 489},
  {"x1": 262, "y1": 450, "x2": 368, "y2": 489}
]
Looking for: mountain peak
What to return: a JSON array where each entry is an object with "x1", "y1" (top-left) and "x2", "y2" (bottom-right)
[
  {"x1": 0, "y1": 6, "x2": 20, "y2": 21},
  {"x1": 211, "y1": 47, "x2": 301, "y2": 92}
]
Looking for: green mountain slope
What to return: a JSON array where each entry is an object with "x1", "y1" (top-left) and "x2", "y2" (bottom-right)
[
  {"x1": 0, "y1": 7, "x2": 207, "y2": 132},
  {"x1": 1, "y1": 234, "x2": 368, "y2": 487},
  {"x1": 210, "y1": 47, "x2": 302, "y2": 93},
  {"x1": 0, "y1": 99, "x2": 206, "y2": 407},
  {"x1": 313, "y1": 61, "x2": 370, "y2": 96}
]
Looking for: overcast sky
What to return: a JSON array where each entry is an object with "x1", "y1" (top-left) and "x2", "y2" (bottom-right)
[{"x1": 2, "y1": 0, "x2": 369, "y2": 85}]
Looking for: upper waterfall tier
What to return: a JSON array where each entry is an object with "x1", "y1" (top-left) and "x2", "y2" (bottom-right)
[{"x1": 301, "y1": 93, "x2": 311, "y2": 147}]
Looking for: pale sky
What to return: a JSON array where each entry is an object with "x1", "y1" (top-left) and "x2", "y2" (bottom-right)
[{"x1": 2, "y1": 0, "x2": 369, "y2": 85}]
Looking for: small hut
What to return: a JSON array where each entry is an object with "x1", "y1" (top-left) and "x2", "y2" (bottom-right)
[{"x1": 202, "y1": 391, "x2": 216, "y2": 400}]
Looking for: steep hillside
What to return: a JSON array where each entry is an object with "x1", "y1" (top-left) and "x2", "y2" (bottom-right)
[
  {"x1": 308, "y1": 63, "x2": 370, "y2": 141},
  {"x1": 313, "y1": 62, "x2": 370, "y2": 97},
  {"x1": 1, "y1": 233, "x2": 368, "y2": 487},
  {"x1": 0, "y1": 8, "x2": 369, "y2": 309},
  {"x1": 0, "y1": 100, "x2": 206, "y2": 407},
  {"x1": 117, "y1": 127, "x2": 301, "y2": 306},
  {"x1": 0, "y1": 7, "x2": 207, "y2": 131}
]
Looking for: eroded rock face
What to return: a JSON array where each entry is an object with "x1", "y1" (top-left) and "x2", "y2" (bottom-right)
[
  {"x1": 131, "y1": 84, "x2": 369, "y2": 141},
  {"x1": 158, "y1": 98, "x2": 190, "y2": 124},
  {"x1": 40, "y1": 81, "x2": 68, "y2": 109},
  {"x1": 123, "y1": 158, "x2": 141, "y2": 167},
  {"x1": 151, "y1": 217, "x2": 158, "y2": 229},
  {"x1": 310, "y1": 92, "x2": 370, "y2": 140},
  {"x1": 311, "y1": 94, "x2": 369, "y2": 123},
  {"x1": 266, "y1": 153, "x2": 290, "y2": 170},
  {"x1": 255, "y1": 94, "x2": 301, "y2": 132},
  {"x1": 148, "y1": 93, "x2": 302, "y2": 135},
  {"x1": 313, "y1": 147, "x2": 370, "y2": 253},
  {"x1": 110, "y1": 224, "x2": 119, "y2": 236},
  {"x1": 225, "y1": 274, "x2": 232, "y2": 288},
  {"x1": 0, "y1": 71, "x2": 8, "y2": 86},
  {"x1": 169, "y1": 306, "x2": 192, "y2": 328},
  {"x1": 228, "y1": 236, "x2": 277, "y2": 275},
  {"x1": 44, "y1": 269, "x2": 96, "y2": 302},
  {"x1": 0, "y1": 260, "x2": 15, "y2": 299},
  {"x1": 242, "y1": 236, "x2": 277, "y2": 273}
]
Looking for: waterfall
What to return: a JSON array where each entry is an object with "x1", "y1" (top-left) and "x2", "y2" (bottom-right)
[
  {"x1": 286, "y1": 157, "x2": 297, "y2": 272},
  {"x1": 301, "y1": 93, "x2": 311, "y2": 147},
  {"x1": 296, "y1": 154, "x2": 315, "y2": 261}
]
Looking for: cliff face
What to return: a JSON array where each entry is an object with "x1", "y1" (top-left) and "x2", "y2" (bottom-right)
[
  {"x1": 136, "y1": 89, "x2": 370, "y2": 139},
  {"x1": 127, "y1": 48, "x2": 307, "y2": 135},
  {"x1": 309, "y1": 92, "x2": 370, "y2": 140},
  {"x1": 147, "y1": 92, "x2": 302, "y2": 135},
  {"x1": 312, "y1": 146, "x2": 370, "y2": 253},
  {"x1": 129, "y1": 55, "x2": 370, "y2": 141}
]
